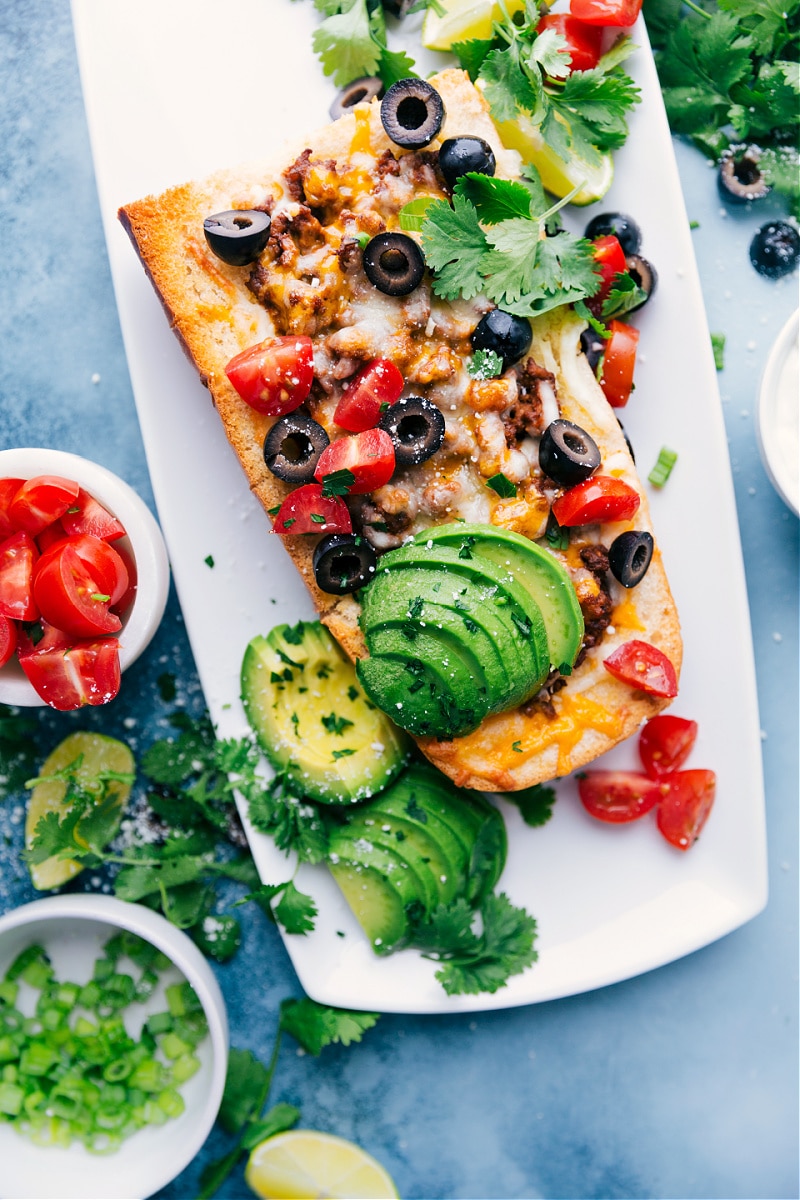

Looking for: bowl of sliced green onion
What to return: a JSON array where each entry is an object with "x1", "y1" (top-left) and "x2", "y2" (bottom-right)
[{"x1": 0, "y1": 894, "x2": 228, "y2": 1199}]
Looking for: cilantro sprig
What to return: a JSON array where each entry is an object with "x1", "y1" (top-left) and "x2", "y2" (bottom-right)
[
  {"x1": 413, "y1": 892, "x2": 538, "y2": 995},
  {"x1": 310, "y1": 0, "x2": 417, "y2": 89}
]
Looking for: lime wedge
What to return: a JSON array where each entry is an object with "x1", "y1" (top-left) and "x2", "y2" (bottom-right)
[
  {"x1": 422, "y1": 0, "x2": 526, "y2": 51},
  {"x1": 25, "y1": 731, "x2": 134, "y2": 890},
  {"x1": 245, "y1": 1129, "x2": 399, "y2": 1199},
  {"x1": 493, "y1": 108, "x2": 614, "y2": 206}
]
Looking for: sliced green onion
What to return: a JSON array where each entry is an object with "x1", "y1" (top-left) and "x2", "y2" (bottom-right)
[
  {"x1": 165, "y1": 982, "x2": 202, "y2": 1017},
  {"x1": 648, "y1": 446, "x2": 678, "y2": 489},
  {"x1": 0, "y1": 1080, "x2": 24, "y2": 1116}
]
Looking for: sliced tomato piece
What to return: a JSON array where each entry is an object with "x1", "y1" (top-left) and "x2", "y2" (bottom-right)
[
  {"x1": 37, "y1": 535, "x2": 129, "y2": 608},
  {"x1": 19, "y1": 638, "x2": 121, "y2": 710},
  {"x1": 0, "y1": 531, "x2": 39, "y2": 621},
  {"x1": 603, "y1": 639, "x2": 678, "y2": 698},
  {"x1": 8, "y1": 475, "x2": 80, "y2": 537},
  {"x1": 16, "y1": 618, "x2": 73, "y2": 659},
  {"x1": 537, "y1": 13, "x2": 603, "y2": 72},
  {"x1": 588, "y1": 235, "x2": 628, "y2": 309},
  {"x1": 570, "y1": 0, "x2": 643, "y2": 25},
  {"x1": 109, "y1": 542, "x2": 137, "y2": 616},
  {"x1": 60, "y1": 488, "x2": 126, "y2": 541},
  {"x1": 0, "y1": 478, "x2": 25, "y2": 539},
  {"x1": 578, "y1": 770, "x2": 667, "y2": 823},
  {"x1": 35, "y1": 518, "x2": 68, "y2": 552},
  {"x1": 600, "y1": 320, "x2": 640, "y2": 408},
  {"x1": 551, "y1": 475, "x2": 640, "y2": 526},
  {"x1": 639, "y1": 714, "x2": 698, "y2": 779},
  {"x1": 656, "y1": 769, "x2": 716, "y2": 851},
  {"x1": 315, "y1": 429, "x2": 396, "y2": 496},
  {"x1": 272, "y1": 484, "x2": 352, "y2": 536},
  {"x1": 225, "y1": 336, "x2": 314, "y2": 416},
  {"x1": 33, "y1": 543, "x2": 122, "y2": 639},
  {"x1": 334, "y1": 359, "x2": 405, "y2": 433},
  {"x1": 0, "y1": 613, "x2": 17, "y2": 668}
]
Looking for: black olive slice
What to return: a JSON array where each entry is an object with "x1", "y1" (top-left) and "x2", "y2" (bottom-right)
[
  {"x1": 580, "y1": 327, "x2": 605, "y2": 373},
  {"x1": 263, "y1": 414, "x2": 330, "y2": 484},
  {"x1": 470, "y1": 309, "x2": 532, "y2": 373},
  {"x1": 378, "y1": 396, "x2": 445, "y2": 466},
  {"x1": 313, "y1": 534, "x2": 378, "y2": 595},
  {"x1": 438, "y1": 136, "x2": 496, "y2": 190},
  {"x1": 380, "y1": 78, "x2": 445, "y2": 149},
  {"x1": 624, "y1": 254, "x2": 658, "y2": 311},
  {"x1": 203, "y1": 209, "x2": 271, "y2": 266},
  {"x1": 749, "y1": 221, "x2": 800, "y2": 279},
  {"x1": 608, "y1": 530, "x2": 654, "y2": 589},
  {"x1": 617, "y1": 418, "x2": 635, "y2": 464},
  {"x1": 717, "y1": 144, "x2": 771, "y2": 204},
  {"x1": 539, "y1": 420, "x2": 601, "y2": 487},
  {"x1": 363, "y1": 232, "x2": 425, "y2": 296},
  {"x1": 583, "y1": 212, "x2": 642, "y2": 256},
  {"x1": 329, "y1": 76, "x2": 383, "y2": 121}
]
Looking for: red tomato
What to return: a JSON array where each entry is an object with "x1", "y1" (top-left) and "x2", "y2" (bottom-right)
[
  {"x1": 225, "y1": 337, "x2": 314, "y2": 416},
  {"x1": 8, "y1": 475, "x2": 80, "y2": 536},
  {"x1": 0, "y1": 531, "x2": 39, "y2": 621},
  {"x1": 109, "y1": 542, "x2": 137, "y2": 616},
  {"x1": 37, "y1": 535, "x2": 130, "y2": 608},
  {"x1": 551, "y1": 475, "x2": 640, "y2": 526},
  {"x1": 314, "y1": 429, "x2": 396, "y2": 495},
  {"x1": 600, "y1": 320, "x2": 639, "y2": 408},
  {"x1": 16, "y1": 618, "x2": 72, "y2": 658},
  {"x1": 656, "y1": 769, "x2": 716, "y2": 850},
  {"x1": 60, "y1": 488, "x2": 126, "y2": 541},
  {"x1": 272, "y1": 484, "x2": 352, "y2": 536},
  {"x1": 639, "y1": 714, "x2": 698, "y2": 779},
  {"x1": 578, "y1": 770, "x2": 668, "y2": 823},
  {"x1": 33, "y1": 543, "x2": 122, "y2": 639},
  {"x1": 536, "y1": 13, "x2": 603, "y2": 72},
  {"x1": 19, "y1": 638, "x2": 121, "y2": 710},
  {"x1": 0, "y1": 613, "x2": 17, "y2": 668},
  {"x1": 570, "y1": 0, "x2": 643, "y2": 25},
  {"x1": 334, "y1": 359, "x2": 405, "y2": 433},
  {"x1": 0, "y1": 478, "x2": 24, "y2": 539},
  {"x1": 36, "y1": 519, "x2": 68, "y2": 551},
  {"x1": 603, "y1": 639, "x2": 678, "y2": 698},
  {"x1": 589, "y1": 235, "x2": 628, "y2": 307}
]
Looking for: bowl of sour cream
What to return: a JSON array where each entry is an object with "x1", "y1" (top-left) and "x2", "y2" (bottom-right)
[{"x1": 757, "y1": 309, "x2": 799, "y2": 517}]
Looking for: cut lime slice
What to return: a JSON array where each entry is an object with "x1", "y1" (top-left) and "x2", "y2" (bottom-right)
[
  {"x1": 25, "y1": 731, "x2": 134, "y2": 890},
  {"x1": 422, "y1": 0, "x2": 526, "y2": 51},
  {"x1": 245, "y1": 1129, "x2": 399, "y2": 1200},
  {"x1": 493, "y1": 108, "x2": 614, "y2": 206}
]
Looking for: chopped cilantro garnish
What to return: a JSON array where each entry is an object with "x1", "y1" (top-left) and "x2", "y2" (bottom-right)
[
  {"x1": 486, "y1": 472, "x2": 517, "y2": 498},
  {"x1": 331, "y1": 748, "x2": 355, "y2": 760},
  {"x1": 468, "y1": 348, "x2": 504, "y2": 380},
  {"x1": 204, "y1": 554, "x2": 215, "y2": 568},
  {"x1": 321, "y1": 712, "x2": 354, "y2": 736},
  {"x1": 320, "y1": 468, "x2": 355, "y2": 498},
  {"x1": 711, "y1": 332, "x2": 726, "y2": 371}
]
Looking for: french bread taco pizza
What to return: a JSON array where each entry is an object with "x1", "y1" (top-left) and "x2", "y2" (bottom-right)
[{"x1": 120, "y1": 67, "x2": 681, "y2": 797}]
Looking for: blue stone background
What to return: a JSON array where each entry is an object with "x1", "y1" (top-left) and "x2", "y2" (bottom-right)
[{"x1": 0, "y1": 2, "x2": 797, "y2": 1198}]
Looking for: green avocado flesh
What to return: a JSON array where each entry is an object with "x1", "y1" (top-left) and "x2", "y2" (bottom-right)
[
  {"x1": 414, "y1": 524, "x2": 584, "y2": 673},
  {"x1": 241, "y1": 621, "x2": 409, "y2": 804},
  {"x1": 327, "y1": 762, "x2": 508, "y2": 954}
]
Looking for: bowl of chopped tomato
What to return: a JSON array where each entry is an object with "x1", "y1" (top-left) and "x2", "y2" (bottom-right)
[{"x1": 0, "y1": 448, "x2": 170, "y2": 710}]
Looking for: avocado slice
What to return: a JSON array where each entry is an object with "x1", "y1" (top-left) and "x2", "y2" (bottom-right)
[
  {"x1": 328, "y1": 862, "x2": 410, "y2": 955},
  {"x1": 356, "y1": 653, "x2": 484, "y2": 738},
  {"x1": 344, "y1": 809, "x2": 464, "y2": 906},
  {"x1": 329, "y1": 826, "x2": 437, "y2": 915},
  {"x1": 369, "y1": 768, "x2": 473, "y2": 881},
  {"x1": 415, "y1": 524, "x2": 584, "y2": 672},
  {"x1": 241, "y1": 621, "x2": 409, "y2": 804}
]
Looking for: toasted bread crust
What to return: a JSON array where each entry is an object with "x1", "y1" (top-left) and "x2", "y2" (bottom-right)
[{"x1": 120, "y1": 69, "x2": 681, "y2": 791}]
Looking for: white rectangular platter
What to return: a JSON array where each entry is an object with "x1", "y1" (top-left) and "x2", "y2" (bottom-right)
[{"x1": 71, "y1": 0, "x2": 767, "y2": 1013}]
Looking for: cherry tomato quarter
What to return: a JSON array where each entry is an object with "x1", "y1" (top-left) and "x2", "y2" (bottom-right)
[
  {"x1": 600, "y1": 320, "x2": 640, "y2": 408},
  {"x1": 19, "y1": 638, "x2": 121, "y2": 710},
  {"x1": 0, "y1": 478, "x2": 25, "y2": 539},
  {"x1": 37, "y1": 535, "x2": 130, "y2": 608},
  {"x1": 578, "y1": 770, "x2": 668, "y2": 823},
  {"x1": 314, "y1": 429, "x2": 396, "y2": 495},
  {"x1": 0, "y1": 531, "x2": 39, "y2": 621},
  {"x1": 639, "y1": 714, "x2": 698, "y2": 779},
  {"x1": 334, "y1": 359, "x2": 405, "y2": 432},
  {"x1": 551, "y1": 475, "x2": 640, "y2": 526},
  {"x1": 0, "y1": 612, "x2": 17, "y2": 668},
  {"x1": 60, "y1": 488, "x2": 126, "y2": 541},
  {"x1": 656, "y1": 769, "x2": 716, "y2": 850},
  {"x1": 8, "y1": 475, "x2": 80, "y2": 537},
  {"x1": 33, "y1": 543, "x2": 122, "y2": 639},
  {"x1": 603, "y1": 639, "x2": 679, "y2": 698},
  {"x1": 536, "y1": 13, "x2": 603, "y2": 71},
  {"x1": 570, "y1": 0, "x2": 643, "y2": 26},
  {"x1": 16, "y1": 619, "x2": 73, "y2": 658},
  {"x1": 225, "y1": 336, "x2": 314, "y2": 416},
  {"x1": 272, "y1": 483, "x2": 352, "y2": 536}
]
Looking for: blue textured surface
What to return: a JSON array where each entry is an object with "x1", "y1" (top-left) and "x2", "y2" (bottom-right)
[{"x1": 0, "y1": 3, "x2": 797, "y2": 1198}]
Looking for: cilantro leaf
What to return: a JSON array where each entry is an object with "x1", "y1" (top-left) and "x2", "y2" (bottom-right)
[
  {"x1": 502, "y1": 783, "x2": 557, "y2": 827},
  {"x1": 453, "y1": 173, "x2": 535, "y2": 223},
  {"x1": 601, "y1": 270, "x2": 649, "y2": 319},
  {"x1": 422, "y1": 194, "x2": 489, "y2": 300},
  {"x1": 279, "y1": 997, "x2": 380, "y2": 1055},
  {"x1": 320, "y1": 468, "x2": 355, "y2": 498},
  {"x1": 451, "y1": 36, "x2": 496, "y2": 81},
  {"x1": 240, "y1": 1103, "x2": 301, "y2": 1151},
  {"x1": 468, "y1": 348, "x2": 504, "y2": 379},
  {"x1": 312, "y1": 0, "x2": 381, "y2": 87},
  {"x1": 415, "y1": 893, "x2": 538, "y2": 995},
  {"x1": 218, "y1": 1047, "x2": 271, "y2": 1134}
]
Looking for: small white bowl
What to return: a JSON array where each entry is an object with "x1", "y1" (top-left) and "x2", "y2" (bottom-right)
[
  {"x1": 757, "y1": 310, "x2": 799, "y2": 517},
  {"x1": 0, "y1": 447, "x2": 170, "y2": 706},
  {"x1": 0, "y1": 894, "x2": 229, "y2": 1200}
]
